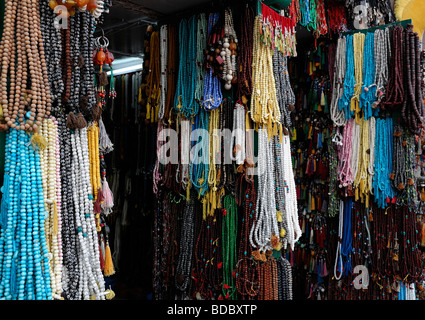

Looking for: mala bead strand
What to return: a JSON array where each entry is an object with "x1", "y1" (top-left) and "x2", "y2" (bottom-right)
[
  {"x1": 80, "y1": 127, "x2": 106, "y2": 299},
  {"x1": 71, "y1": 129, "x2": 105, "y2": 299},
  {"x1": 0, "y1": 128, "x2": 52, "y2": 299},
  {"x1": 330, "y1": 36, "x2": 347, "y2": 126},
  {"x1": 282, "y1": 132, "x2": 301, "y2": 250},
  {"x1": 373, "y1": 28, "x2": 390, "y2": 109},
  {"x1": 58, "y1": 115, "x2": 80, "y2": 299},
  {"x1": 353, "y1": 118, "x2": 370, "y2": 206},
  {"x1": 237, "y1": 4, "x2": 254, "y2": 104},
  {"x1": 195, "y1": 14, "x2": 207, "y2": 106},
  {"x1": 351, "y1": 32, "x2": 365, "y2": 124},
  {"x1": 222, "y1": 195, "x2": 238, "y2": 300},
  {"x1": 273, "y1": 49, "x2": 294, "y2": 129},
  {"x1": 158, "y1": 24, "x2": 168, "y2": 121},
  {"x1": 222, "y1": 8, "x2": 238, "y2": 91},
  {"x1": 39, "y1": 118, "x2": 63, "y2": 299},
  {"x1": 250, "y1": 15, "x2": 281, "y2": 136},
  {"x1": 175, "y1": 193, "x2": 196, "y2": 293},
  {"x1": 251, "y1": 128, "x2": 279, "y2": 253},
  {"x1": 236, "y1": 178, "x2": 259, "y2": 300},
  {"x1": 272, "y1": 135, "x2": 289, "y2": 249}
]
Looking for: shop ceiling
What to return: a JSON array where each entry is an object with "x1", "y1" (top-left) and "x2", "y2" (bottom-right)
[
  {"x1": 99, "y1": 0, "x2": 316, "y2": 61},
  {"x1": 98, "y1": 0, "x2": 212, "y2": 59}
]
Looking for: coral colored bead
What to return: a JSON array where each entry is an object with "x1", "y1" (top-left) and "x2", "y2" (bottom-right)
[
  {"x1": 87, "y1": 0, "x2": 97, "y2": 11},
  {"x1": 104, "y1": 51, "x2": 114, "y2": 65},
  {"x1": 96, "y1": 49, "x2": 106, "y2": 64}
]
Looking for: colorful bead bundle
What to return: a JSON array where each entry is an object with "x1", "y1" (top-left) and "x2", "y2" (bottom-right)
[
  {"x1": 152, "y1": 2, "x2": 298, "y2": 301},
  {"x1": 0, "y1": 0, "x2": 115, "y2": 300}
]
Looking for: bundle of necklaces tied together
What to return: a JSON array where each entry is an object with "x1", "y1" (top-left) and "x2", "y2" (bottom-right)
[
  {"x1": 152, "y1": 3, "x2": 301, "y2": 300},
  {"x1": 0, "y1": 0, "x2": 116, "y2": 300}
]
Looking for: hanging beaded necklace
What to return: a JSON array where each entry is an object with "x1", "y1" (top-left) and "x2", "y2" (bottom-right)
[
  {"x1": 372, "y1": 117, "x2": 395, "y2": 208},
  {"x1": 360, "y1": 32, "x2": 376, "y2": 120},
  {"x1": 381, "y1": 25, "x2": 404, "y2": 111},
  {"x1": 237, "y1": 4, "x2": 254, "y2": 105},
  {"x1": 330, "y1": 36, "x2": 347, "y2": 127},
  {"x1": 0, "y1": 0, "x2": 51, "y2": 132},
  {"x1": 222, "y1": 8, "x2": 238, "y2": 91},
  {"x1": 158, "y1": 24, "x2": 168, "y2": 121},
  {"x1": 70, "y1": 128, "x2": 105, "y2": 299},
  {"x1": 222, "y1": 195, "x2": 238, "y2": 300},
  {"x1": 401, "y1": 25, "x2": 424, "y2": 133},
  {"x1": 251, "y1": 128, "x2": 279, "y2": 254},
  {"x1": 373, "y1": 28, "x2": 390, "y2": 109},
  {"x1": 194, "y1": 14, "x2": 207, "y2": 106},
  {"x1": 190, "y1": 108, "x2": 210, "y2": 197},
  {"x1": 57, "y1": 115, "x2": 80, "y2": 299},
  {"x1": 352, "y1": 32, "x2": 365, "y2": 124},
  {"x1": 40, "y1": 0, "x2": 64, "y2": 115},
  {"x1": 202, "y1": 13, "x2": 223, "y2": 111},
  {"x1": 273, "y1": 49, "x2": 294, "y2": 129},
  {"x1": 163, "y1": 24, "x2": 178, "y2": 124},
  {"x1": 146, "y1": 31, "x2": 161, "y2": 123},
  {"x1": 353, "y1": 117, "x2": 371, "y2": 206},
  {"x1": 339, "y1": 34, "x2": 355, "y2": 120},
  {"x1": 39, "y1": 117, "x2": 63, "y2": 299},
  {"x1": 175, "y1": 16, "x2": 198, "y2": 118},
  {"x1": 0, "y1": 128, "x2": 52, "y2": 299},
  {"x1": 175, "y1": 192, "x2": 196, "y2": 294},
  {"x1": 236, "y1": 176, "x2": 259, "y2": 300},
  {"x1": 271, "y1": 134, "x2": 289, "y2": 249},
  {"x1": 250, "y1": 15, "x2": 281, "y2": 136}
]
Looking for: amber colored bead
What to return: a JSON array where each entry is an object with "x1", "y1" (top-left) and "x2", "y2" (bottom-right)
[
  {"x1": 76, "y1": 0, "x2": 89, "y2": 7},
  {"x1": 229, "y1": 42, "x2": 237, "y2": 50},
  {"x1": 67, "y1": 0, "x2": 77, "y2": 6},
  {"x1": 96, "y1": 49, "x2": 106, "y2": 63},
  {"x1": 68, "y1": 6, "x2": 76, "y2": 16},
  {"x1": 49, "y1": 0, "x2": 58, "y2": 9}
]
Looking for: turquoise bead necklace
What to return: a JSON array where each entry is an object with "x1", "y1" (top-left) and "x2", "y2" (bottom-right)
[
  {"x1": 190, "y1": 108, "x2": 210, "y2": 197},
  {"x1": 0, "y1": 128, "x2": 52, "y2": 300},
  {"x1": 360, "y1": 32, "x2": 376, "y2": 120}
]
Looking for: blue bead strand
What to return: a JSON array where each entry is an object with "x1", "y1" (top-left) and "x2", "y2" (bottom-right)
[
  {"x1": 0, "y1": 128, "x2": 52, "y2": 300},
  {"x1": 190, "y1": 108, "x2": 210, "y2": 196},
  {"x1": 360, "y1": 32, "x2": 376, "y2": 120}
]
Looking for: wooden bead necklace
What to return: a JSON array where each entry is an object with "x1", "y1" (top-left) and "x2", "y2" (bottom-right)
[{"x1": 0, "y1": 0, "x2": 51, "y2": 132}]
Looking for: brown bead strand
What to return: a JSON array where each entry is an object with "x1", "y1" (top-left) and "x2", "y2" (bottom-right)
[
  {"x1": 0, "y1": 0, "x2": 17, "y2": 130},
  {"x1": 0, "y1": 0, "x2": 50, "y2": 132},
  {"x1": 26, "y1": 0, "x2": 41, "y2": 131},
  {"x1": 62, "y1": 22, "x2": 72, "y2": 105},
  {"x1": 271, "y1": 259, "x2": 279, "y2": 300},
  {"x1": 15, "y1": 0, "x2": 26, "y2": 130},
  {"x1": 34, "y1": 0, "x2": 52, "y2": 123}
]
